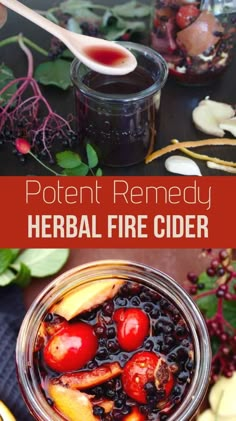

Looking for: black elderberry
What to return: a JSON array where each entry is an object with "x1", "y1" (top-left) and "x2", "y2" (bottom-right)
[
  {"x1": 177, "y1": 372, "x2": 189, "y2": 383},
  {"x1": 115, "y1": 297, "x2": 128, "y2": 306},
  {"x1": 144, "y1": 382, "x2": 156, "y2": 395},
  {"x1": 115, "y1": 399, "x2": 124, "y2": 408},
  {"x1": 107, "y1": 327, "x2": 116, "y2": 338},
  {"x1": 44, "y1": 313, "x2": 53, "y2": 322},
  {"x1": 102, "y1": 301, "x2": 114, "y2": 316},
  {"x1": 105, "y1": 389, "x2": 116, "y2": 399},
  {"x1": 175, "y1": 325, "x2": 186, "y2": 336},
  {"x1": 96, "y1": 348, "x2": 108, "y2": 360},
  {"x1": 93, "y1": 405, "x2": 105, "y2": 416},
  {"x1": 130, "y1": 296, "x2": 141, "y2": 306}
]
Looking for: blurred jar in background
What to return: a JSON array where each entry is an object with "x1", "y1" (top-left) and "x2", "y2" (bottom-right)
[{"x1": 151, "y1": 0, "x2": 236, "y2": 85}]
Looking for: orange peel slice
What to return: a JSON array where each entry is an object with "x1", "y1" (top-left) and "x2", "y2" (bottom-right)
[
  {"x1": 48, "y1": 382, "x2": 98, "y2": 421},
  {"x1": 145, "y1": 138, "x2": 236, "y2": 168}
]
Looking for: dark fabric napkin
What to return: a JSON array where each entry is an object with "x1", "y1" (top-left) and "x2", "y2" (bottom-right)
[{"x1": 0, "y1": 285, "x2": 34, "y2": 421}]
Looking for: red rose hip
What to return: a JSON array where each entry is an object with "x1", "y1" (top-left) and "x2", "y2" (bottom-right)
[
  {"x1": 122, "y1": 351, "x2": 174, "y2": 404},
  {"x1": 43, "y1": 322, "x2": 98, "y2": 372},
  {"x1": 113, "y1": 308, "x2": 150, "y2": 351}
]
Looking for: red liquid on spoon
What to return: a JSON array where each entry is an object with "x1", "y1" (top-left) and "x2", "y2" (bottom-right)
[{"x1": 83, "y1": 46, "x2": 128, "y2": 66}]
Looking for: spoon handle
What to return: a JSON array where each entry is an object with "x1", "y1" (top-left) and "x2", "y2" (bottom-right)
[{"x1": 1, "y1": 0, "x2": 66, "y2": 39}]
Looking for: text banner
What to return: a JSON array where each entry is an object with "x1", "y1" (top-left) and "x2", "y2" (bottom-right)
[{"x1": 0, "y1": 176, "x2": 235, "y2": 247}]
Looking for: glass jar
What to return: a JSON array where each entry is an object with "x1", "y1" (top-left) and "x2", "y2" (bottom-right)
[
  {"x1": 151, "y1": 0, "x2": 236, "y2": 85},
  {"x1": 70, "y1": 42, "x2": 168, "y2": 167},
  {"x1": 16, "y1": 260, "x2": 211, "y2": 421}
]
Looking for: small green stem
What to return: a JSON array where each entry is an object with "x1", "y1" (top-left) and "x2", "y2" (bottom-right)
[
  {"x1": 0, "y1": 35, "x2": 48, "y2": 56},
  {"x1": 29, "y1": 152, "x2": 60, "y2": 176}
]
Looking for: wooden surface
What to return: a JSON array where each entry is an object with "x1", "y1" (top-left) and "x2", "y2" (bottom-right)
[{"x1": 0, "y1": 0, "x2": 235, "y2": 175}]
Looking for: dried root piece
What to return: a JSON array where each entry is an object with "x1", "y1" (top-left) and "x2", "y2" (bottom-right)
[
  {"x1": 145, "y1": 138, "x2": 236, "y2": 165},
  {"x1": 220, "y1": 117, "x2": 236, "y2": 137},
  {"x1": 192, "y1": 98, "x2": 235, "y2": 137}
]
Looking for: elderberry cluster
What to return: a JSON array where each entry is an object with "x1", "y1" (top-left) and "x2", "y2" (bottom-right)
[
  {"x1": 186, "y1": 249, "x2": 236, "y2": 383},
  {"x1": 0, "y1": 120, "x2": 78, "y2": 165}
]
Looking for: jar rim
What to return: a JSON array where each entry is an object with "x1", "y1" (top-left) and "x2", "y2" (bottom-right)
[
  {"x1": 70, "y1": 42, "x2": 168, "y2": 102},
  {"x1": 16, "y1": 260, "x2": 211, "y2": 421}
]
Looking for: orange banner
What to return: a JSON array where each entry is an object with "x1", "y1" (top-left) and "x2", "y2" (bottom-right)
[{"x1": 0, "y1": 176, "x2": 235, "y2": 247}]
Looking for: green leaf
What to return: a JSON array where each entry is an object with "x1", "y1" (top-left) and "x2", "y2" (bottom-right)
[
  {"x1": 0, "y1": 249, "x2": 14, "y2": 275},
  {"x1": 102, "y1": 15, "x2": 145, "y2": 40},
  {"x1": 113, "y1": 1, "x2": 151, "y2": 18},
  {"x1": 11, "y1": 262, "x2": 31, "y2": 288},
  {"x1": 0, "y1": 268, "x2": 16, "y2": 286},
  {"x1": 61, "y1": 49, "x2": 75, "y2": 59},
  {"x1": 14, "y1": 249, "x2": 70, "y2": 277},
  {"x1": 0, "y1": 64, "x2": 17, "y2": 106},
  {"x1": 56, "y1": 151, "x2": 82, "y2": 169},
  {"x1": 67, "y1": 17, "x2": 82, "y2": 33},
  {"x1": 196, "y1": 294, "x2": 217, "y2": 319},
  {"x1": 197, "y1": 271, "x2": 218, "y2": 290},
  {"x1": 223, "y1": 300, "x2": 236, "y2": 328},
  {"x1": 86, "y1": 144, "x2": 99, "y2": 168},
  {"x1": 60, "y1": 0, "x2": 93, "y2": 15},
  {"x1": 211, "y1": 336, "x2": 220, "y2": 356},
  {"x1": 45, "y1": 11, "x2": 60, "y2": 24},
  {"x1": 196, "y1": 271, "x2": 218, "y2": 319},
  {"x1": 34, "y1": 59, "x2": 72, "y2": 90},
  {"x1": 72, "y1": 7, "x2": 100, "y2": 20},
  {"x1": 10, "y1": 249, "x2": 20, "y2": 260},
  {"x1": 96, "y1": 168, "x2": 103, "y2": 176},
  {"x1": 103, "y1": 25, "x2": 128, "y2": 41},
  {"x1": 63, "y1": 162, "x2": 89, "y2": 176}
]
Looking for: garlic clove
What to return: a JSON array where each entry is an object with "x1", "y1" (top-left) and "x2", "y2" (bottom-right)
[
  {"x1": 0, "y1": 4, "x2": 7, "y2": 29},
  {"x1": 165, "y1": 155, "x2": 202, "y2": 176},
  {"x1": 207, "y1": 161, "x2": 236, "y2": 173},
  {"x1": 192, "y1": 104, "x2": 225, "y2": 137},
  {"x1": 209, "y1": 373, "x2": 236, "y2": 418},
  {"x1": 219, "y1": 117, "x2": 236, "y2": 137}
]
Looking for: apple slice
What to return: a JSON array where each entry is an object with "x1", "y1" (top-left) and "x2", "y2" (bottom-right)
[
  {"x1": 48, "y1": 382, "x2": 98, "y2": 421},
  {"x1": 58, "y1": 362, "x2": 122, "y2": 390},
  {"x1": 209, "y1": 373, "x2": 236, "y2": 418},
  {"x1": 52, "y1": 279, "x2": 124, "y2": 320},
  {"x1": 197, "y1": 408, "x2": 236, "y2": 421}
]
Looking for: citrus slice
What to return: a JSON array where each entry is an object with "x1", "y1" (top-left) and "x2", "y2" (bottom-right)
[
  {"x1": 48, "y1": 382, "x2": 98, "y2": 421},
  {"x1": 0, "y1": 401, "x2": 16, "y2": 421},
  {"x1": 52, "y1": 279, "x2": 124, "y2": 320}
]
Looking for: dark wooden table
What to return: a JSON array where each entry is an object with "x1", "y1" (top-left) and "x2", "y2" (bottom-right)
[{"x1": 0, "y1": 0, "x2": 235, "y2": 176}]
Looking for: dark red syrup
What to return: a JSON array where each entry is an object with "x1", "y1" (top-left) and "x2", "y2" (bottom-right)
[
  {"x1": 75, "y1": 66, "x2": 158, "y2": 167},
  {"x1": 83, "y1": 46, "x2": 128, "y2": 66}
]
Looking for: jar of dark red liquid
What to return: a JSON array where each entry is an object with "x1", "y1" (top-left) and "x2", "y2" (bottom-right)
[
  {"x1": 71, "y1": 42, "x2": 168, "y2": 167},
  {"x1": 151, "y1": 0, "x2": 236, "y2": 85},
  {"x1": 16, "y1": 260, "x2": 211, "y2": 421}
]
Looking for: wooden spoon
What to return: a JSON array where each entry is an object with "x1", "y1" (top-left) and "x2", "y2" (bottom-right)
[{"x1": 1, "y1": 0, "x2": 137, "y2": 75}]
